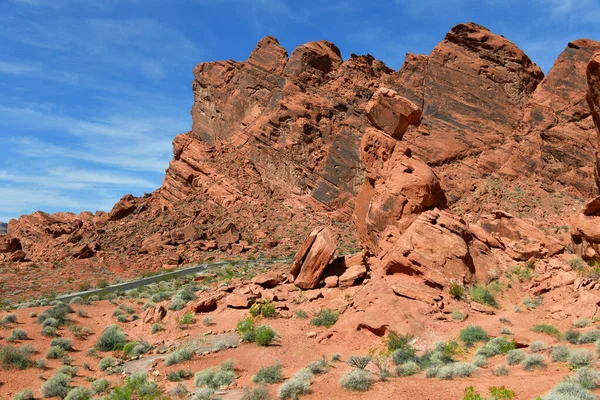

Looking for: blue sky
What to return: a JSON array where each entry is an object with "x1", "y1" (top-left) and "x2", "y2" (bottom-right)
[{"x1": 0, "y1": 0, "x2": 599, "y2": 222}]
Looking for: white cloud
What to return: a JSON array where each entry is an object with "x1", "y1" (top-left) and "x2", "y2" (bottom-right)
[{"x1": 0, "y1": 61, "x2": 41, "y2": 75}]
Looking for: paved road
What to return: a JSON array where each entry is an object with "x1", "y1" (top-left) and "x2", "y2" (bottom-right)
[{"x1": 56, "y1": 257, "x2": 293, "y2": 303}]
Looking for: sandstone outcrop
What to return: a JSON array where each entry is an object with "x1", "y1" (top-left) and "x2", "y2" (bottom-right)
[{"x1": 290, "y1": 227, "x2": 337, "y2": 289}]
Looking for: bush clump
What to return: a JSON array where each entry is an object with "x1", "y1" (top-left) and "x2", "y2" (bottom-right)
[
  {"x1": 107, "y1": 372, "x2": 162, "y2": 399},
  {"x1": 41, "y1": 326, "x2": 57, "y2": 337},
  {"x1": 252, "y1": 363, "x2": 283, "y2": 384},
  {"x1": 529, "y1": 341, "x2": 548, "y2": 353},
  {"x1": 278, "y1": 369, "x2": 313, "y2": 399},
  {"x1": 435, "y1": 362, "x2": 477, "y2": 380},
  {"x1": 550, "y1": 345, "x2": 571, "y2": 363},
  {"x1": 521, "y1": 354, "x2": 547, "y2": 371},
  {"x1": 578, "y1": 330, "x2": 600, "y2": 344},
  {"x1": 50, "y1": 338, "x2": 73, "y2": 351},
  {"x1": 396, "y1": 361, "x2": 420, "y2": 377},
  {"x1": 151, "y1": 323, "x2": 163, "y2": 334},
  {"x1": 469, "y1": 285, "x2": 499, "y2": 308},
  {"x1": 493, "y1": 364, "x2": 509, "y2": 376},
  {"x1": 167, "y1": 369, "x2": 193, "y2": 382},
  {"x1": 91, "y1": 379, "x2": 110, "y2": 394},
  {"x1": 13, "y1": 389, "x2": 35, "y2": 400},
  {"x1": 165, "y1": 347, "x2": 194, "y2": 366},
  {"x1": 339, "y1": 368, "x2": 372, "y2": 391},
  {"x1": 568, "y1": 367, "x2": 600, "y2": 390},
  {"x1": 564, "y1": 330, "x2": 581, "y2": 344},
  {"x1": 41, "y1": 372, "x2": 72, "y2": 398},
  {"x1": 255, "y1": 325, "x2": 278, "y2": 346},
  {"x1": 46, "y1": 345, "x2": 66, "y2": 359},
  {"x1": 64, "y1": 387, "x2": 91, "y2": 400},
  {"x1": 567, "y1": 349, "x2": 595, "y2": 369},
  {"x1": 475, "y1": 337, "x2": 515, "y2": 358},
  {"x1": 386, "y1": 331, "x2": 417, "y2": 364},
  {"x1": 310, "y1": 309, "x2": 338, "y2": 328},
  {"x1": 95, "y1": 325, "x2": 126, "y2": 351},
  {"x1": 541, "y1": 382, "x2": 596, "y2": 400},
  {"x1": 0, "y1": 344, "x2": 32, "y2": 370},
  {"x1": 194, "y1": 360, "x2": 236, "y2": 389},
  {"x1": 532, "y1": 324, "x2": 562, "y2": 339},
  {"x1": 459, "y1": 325, "x2": 489, "y2": 348},
  {"x1": 8, "y1": 329, "x2": 28, "y2": 341},
  {"x1": 98, "y1": 357, "x2": 118, "y2": 372}
]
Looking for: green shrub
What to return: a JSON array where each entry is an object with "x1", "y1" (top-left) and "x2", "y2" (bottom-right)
[
  {"x1": 51, "y1": 338, "x2": 73, "y2": 351},
  {"x1": 567, "y1": 349, "x2": 595, "y2": 369},
  {"x1": 42, "y1": 317, "x2": 59, "y2": 328},
  {"x1": 237, "y1": 317, "x2": 257, "y2": 342},
  {"x1": 8, "y1": 329, "x2": 28, "y2": 341},
  {"x1": 521, "y1": 354, "x2": 546, "y2": 371},
  {"x1": 194, "y1": 366, "x2": 235, "y2": 389},
  {"x1": 116, "y1": 314, "x2": 128, "y2": 323},
  {"x1": 532, "y1": 324, "x2": 561, "y2": 339},
  {"x1": 565, "y1": 330, "x2": 581, "y2": 344},
  {"x1": 106, "y1": 372, "x2": 162, "y2": 399},
  {"x1": 169, "y1": 383, "x2": 188, "y2": 398},
  {"x1": 500, "y1": 327, "x2": 513, "y2": 335},
  {"x1": 180, "y1": 312, "x2": 195, "y2": 325},
  {"x1": 47, "y1": 345, "x2": 66, "y2": 359},
  {"x1": 255, "y1": 325, "x2": 278, "y2": 346},
  {"x1": 169, "y1": 297, "x2": 187, "y2": 311},
  {"x1": 99, "y1": 356, "x2": 118, "y2": 372},
  {"x1": 41, "y1": 372, "x2": 72, "y2": 398},
  {"x1": 568, "y1": 366, "x2": 600, "y2": 390},
  {"x1": 165, "y1": 347, "x2": 194, "y2": 366},
  {"x1": 475, "y1": 337, "x2": 515, "y2": 357},
  {"x1": 574, "y1": 318, "x2": 592, "y2": 328},
  {"x1": 192, "y1": 388, "x2": 215, "y2": 400},
  {"x1": 451, "y1": 310, "x2": 465, "y2": 320},
  {"x1": 550, "y1": 345, "x2": 571, "y2": 362},
  {"x1": 459, "y1": 325, "x2": 488, "y2": 348},
  {"x1": 469, "y1": 285, "x2": 498, "y2": 308},
  {"x1": 91, "y1": 379, "x2": 110, "y2": 394},
  {"x1": 449, "y1": 281, "x2": 465, "y2": 299},
  {"x1": 471, "y1": 355, "x2": 487, "y2": 367},
  {"x1": 41, "y1": 326, "x2": 57, "y2": 337},
  {"x1": 493, "y1": 364, "x2": 509, "y2": 376},
  {"x1": 35, "y1": 358, "x2": 46, "y2": 369},
  {"x1": 64, "y1": 387, "x2": 91, "y2": 400},
  {"x1": 307, "y1": 356, "x2": 329, "y2": 374},
  {"x1": 202, "y1": 316, "x2": 213, "y2": 326},
  {"x1": 295, "y1": 309, "x2": 307, "y2": 319},
  {"x1": 331, "y1": 353, "x2": 341, "y2": 362},
  {"x1": 250, "y1": 300, "x2": 276, "y2": 318},
  {"x1": 242, "y1": 386, "x2": 269, "y2": 400},
  {"x1": 310, "y1": 309, "x2": 338, "y2": 328},
  {"x1": 253, "y1": 363, "x2": 283, "y2": 384},
  {"x1": 522, "y1": 296, "x2": 543, "y2": 309},
  {"x1": 340, "y1": 368, "x2": 372, "y2": 391},
  {"x1": 436, "y1": 362, "x2": 477, "y2": 380},
  {"x1": 463, "y1": 386, "x2": 515, "y2": 400},
  {"x1": 13, "y1": 389, "x2": 34, "y2": 400},
  {"x1": 396, "y1": 361, "x2": 420, "y2": 377},
  {"x1": 278, "y1": 372, "x2": 312, "y2": 399},
  {"x1": 95, "y1": 325, "x2": 126, "y2": 351},
  {"x1": 151, "y1": 323, "x2": 163, "y2": 334},
  {"x1": 578, "y1": 330, "x2": 600, "y2": 344},
  {"x1": 167, "y1": 369, "x2": 193, "y2": 382},
  {"x1": 541, "y1": 382, "x2": 596, "y2": 400},
  {"x1": 347, "y1": 355, "x2": 371, "y2": 370},
  {"x1": 3, "y1": 313, "x2": 17, "y2": 323},
  {"x1": 529, "y1": 341, "x2": 548, "y2": 353}
]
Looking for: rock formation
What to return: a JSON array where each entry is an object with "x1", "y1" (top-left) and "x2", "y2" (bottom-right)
[{"x1": 0, "y1": 222, "x2": 6, "y2": 235}]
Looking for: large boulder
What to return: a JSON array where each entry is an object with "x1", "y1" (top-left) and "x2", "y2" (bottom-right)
[
  {"x1": 0, "y1": 236, "x2": 21, "y2": 253},
  {"x1": 108, "y1": 194, "x2": 137, "y2": 221},
  {"x1": 290, "y1": 227, "x2": 337, "y2": 289}
]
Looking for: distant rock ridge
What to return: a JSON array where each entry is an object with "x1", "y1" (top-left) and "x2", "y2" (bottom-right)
[
  {"x1": 1, "y1": 22, "x2": 599, "y2": 299},
  {"x1": 0, "y1": 222, "x2": 6, "y2": 235}
]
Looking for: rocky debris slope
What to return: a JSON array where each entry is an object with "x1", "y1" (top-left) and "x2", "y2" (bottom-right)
[{"x1": 1, "y1": 23, "x2": 600, "y2": 300}]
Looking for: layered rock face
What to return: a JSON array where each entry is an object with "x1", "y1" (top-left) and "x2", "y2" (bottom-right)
[{"x1": 2, "y1": 22, "x2": 599, "y2": 299}]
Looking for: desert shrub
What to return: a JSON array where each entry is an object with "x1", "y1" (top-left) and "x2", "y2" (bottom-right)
[
  {"x1": 165, "y1": 347, "x2": 194, "y2": 366},
  {"x1": 41, "y1": 372, "x2": 72, "y2": 398},
  {"x1": 493, "y1": 364, "x2": 509, "y2": 376},
  {"x1": 451, "y1": 310, "x2": 465, "y2": 320},
  {"x1": 255, "y1": 325, "x2": 278, "y2": 346},
  {"x1": 347, "y1": 355, "x2": 371, "y2": 370},
  {"x1": 106, "y1": 372, "x2": 162, "y2": 399},
  {"x1": 7, "y1": 328, "x2": 28, "y2": 342},
  {"x1": 167, "y1": 369, "x2": 193, "y2": 382},
  {"x1": 331, "y1": 353, "x2": 341, "y2": 362},
  {"x1": 150, "y1": 291, "x2": 171, "y2": 303},
  {"x1": 41, "y1": 327, "x2": 56, "y2": 338},
  {"x1": 295, "y1": 309, "x2": 307, "y2": 319},
  {"x1": 194, "y1": 366, "x2": 235, "y2": 389},
  {"x1": 499, "y1": 317, "x2": 512, "y2": 325},
  {"x1": 51, "y1": 338, "x2": 73, "y2": 351},
  {"x1": 169, "y1": 297, "x2": 187, "y2": 311},
  {"x1": 180, "y1": 312, "x2": 195, "y2": 325},
  {"x1": 568, "y1": 367, "x2": 600, "y2": 390},
  {"x1": 35, "y1": 358, "x2": 46, "y2": 369},
  {"x1": 423, "y1": 341, "x2": 461, "y2": 368},
  {"x1": 242, "y1": 386, "x2": 269, "y2": 400},
  {"x1": 95, "y1": 325, "x2": 126, "y2": 351},
  {"x1": 464, "y1": 386, "x2": 515, "y2": 400},
  {"x1": 307, "y1": 356, "x2": 329, "y2": 375},
  {"x1": 278, "y1": 372, "x2": 312, "y2": 399},
  {"x1": 47, "y1": 345, "x2": 66, "y2": 359},
  {"x1": 169, "y1": 383, "x2": 188, "y2": 398},
  {"x1": 38, "y1": 303, "x2": 72, "y2": 326},
  {"x1": 436, "y1": 362, "x2": 477, "y2": 380},
  {"x1": 237, "y1": 317, "x2": 257, "y2": 342},
  {"x1": 449, "y1": 281, "x2": 465, "y2": 299},
  {"x1": 567, "y1": 349, "x2": 595, "y2": 369},
  {"x1": 574, "y1": 318, "x2": 592, "y2": 328},
  {"x1": 500, "y1": 327, "x2": 513, "y2": 335},
  {"x1": 340, "y1": 368, "x2": 372, "y2": 391},
  {"x1": 521, "y1": 354, "x2": 546, "y2": 371},
  {"x1": 459, "y1": 325, "x2": 488, "y2": 348},
  {"x1": 123, "y1": 341, "x2": 151, "y2": 358},
  {"x1": 91, "y1": 379, "x2": 110, "y2": 394},
  {"x1": 469, "y1": 285, "x2": 498, "y2": 308},
  {"x1": 310, "y1": 309, "x2": 338, "y2": 327},
  {"x1": 142, "y1": 301, "x2": 155, "y2": 310},
  {"x1": 192, "y1": 389, "x2": 215, "y2": 400},
  {"x1": 253, "y1": 363, "x2": 283, "y2": 384},
  {"x1": 396, "y1": 361, "x2": 420, "y2": 377},
  {"x1": 76, "y1": 309, "x2": 88, "y2": 318},
  {"x1": 29, "y1": 312, "x2": 37, "y2": 318},
  {"x1": 532, "y1": 324, "x2": 562, "y2": 339},
  {"x1": 471, "y1": 355, "x2": 487, "y2": 367},
  {"x1": 550, "y1": 345, "x2": 571, "y2": 362},
  {"x1": 528, "y1": 341, "x2": 548, "y2": 353},
  {"x1": 13, "y1": 389, "x2": 34, "y2": 400},
  {"x1": 565, "y1": 330, "x2": 581, "y2": 344},
  {"x1": 69, "y1": 297, "x2": 84, "y2": 305},
  {"x1": 250, "y1": 300, "x2": 276, "y2": 318},
  {"x1": 541, "y1": 382, "x2": 596, "y2": 400},
  {"x1": 3, "y1": 313, "x2": 17, "y2": 323},
  {"x1": 64, "y1": 387, "x2": 90, "y2": 400},
  {"x1": 202, "y1": 316, "x2": 213, "y2": 326},
  {"x1": 98, "y1": 356, "x2": 118, "y2": 372},
  {"x1": 116, "y1": 314, "x2": 128, "y2": 323},
  {"x1": 522, "y1": 296, "x2": 543, "y2": 309},
  {"x1": 475, "y1": 337, "x2": 515, "y2": 357},
  {"x1": 578, "y1": 330, "x2": 600, "y2": 344},
  {"x1": 151, "y1": 323, "x2": 163, "y2": 334}
]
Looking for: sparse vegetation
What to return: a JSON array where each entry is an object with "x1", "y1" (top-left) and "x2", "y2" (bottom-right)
[
  {"x1": 255, "y1": 325, "x2": 278, "y2": 346},
  {"x1": 532, "y1": 324, "x2": 561, "y2": 339},
  {"x1": 459, "y1": 325, "x2": 489, "y2": 348},
  {"x1": 469, "y1": 285, "x2": 498, "y2": 308},
  {"x1": 435, "y1": 362, "x2": 478, "y2": 380},
  {"x1": 567, "y1": 349, "x2": 595, "y2": 369},
  {"x1": 493, "y1": 364, "x2": 509, "y2": 376},
  {"x1": 475, "y1": 337, "x2": 515, "y2": 358},
  {"x1": 451, "y1": 310, "x2": 465, "y2": 320},
  {"x1": 13, "y1": 389, "x2": 35, "y2": 400},
  {"x1": 505, "y1": 349, "x2": 526, "y2": 365},
  {"x1": 95, "y1": 325, "x2": 126, "y2": 351},
  {"x1": 310, "y1": 309, "x2": 338, "y2": 327},
  {"x1": 278, "y1": 368, "x2": 313, "y2": 399},
  {"x1": 521, "y1": 354, "x2": 547, "y2": 371},
  {"x1": 91, "y1": 379, "x2": 111, "y2": 394},
  {"x1": 449, "y1": 281, "x2": 465, "y2": 300},
  {"x1": 550, "y1": 345, "x2": 571, "y2": 362},
  {"x1": 202, "y1": 316, "x2": 213, "y2": 326},
  {"x1": 529, "y1": 341, "x2": 548, "y2": 353},
  {"x1": 194, "y1": 359, "x2": 236, "y2": 389},
  {"x1": 151, "y1": 322, "x2": 163, "y2": 334},
  {"x1": 396, "y1": 361, "x2": 420, "y2": 377},
  {"x1": 41, "y1": 372, "x2": 72, "y2": 398},
  {"x1": 165, "y1": 347, "x2": 194, "y2": 366},
  {"x1": 167, "y1": 369, "x2": 194, "y2": 382},
  {"x1": 180, "y1": 312, "x2": 195, "y2": 326},
  {"x1": 46, "y1": 345, "x2": 66, "y2": 359},
  {"x1": 253, "y1": 363, "x2": 283, "y2": 384},
  {"x1": 347, "y1": 355, "x2": 372, "y2": 370},
  {"x1": 574, "y1": 318, "x2": 592, "y2": 328},
  {"x1": 578, "y1": 329, "x2": 600, "y2": 344},
  {"x1": 295, "y1": 309, "x2": 307, "y2": 319},
  {"x1": 64, "y1": 387, "x2": 91, "y2": 400},
  {"x1": 463, "y1": 386, "x2": 515, "y2": 400},
  {"x1": 340, "y1": 368, "x2": 372, "y2": 391}
]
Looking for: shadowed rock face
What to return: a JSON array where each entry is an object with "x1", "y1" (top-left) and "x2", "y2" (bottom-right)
[{"x1": 0, "y1": 222, "x2": 6, "y2": 235}]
